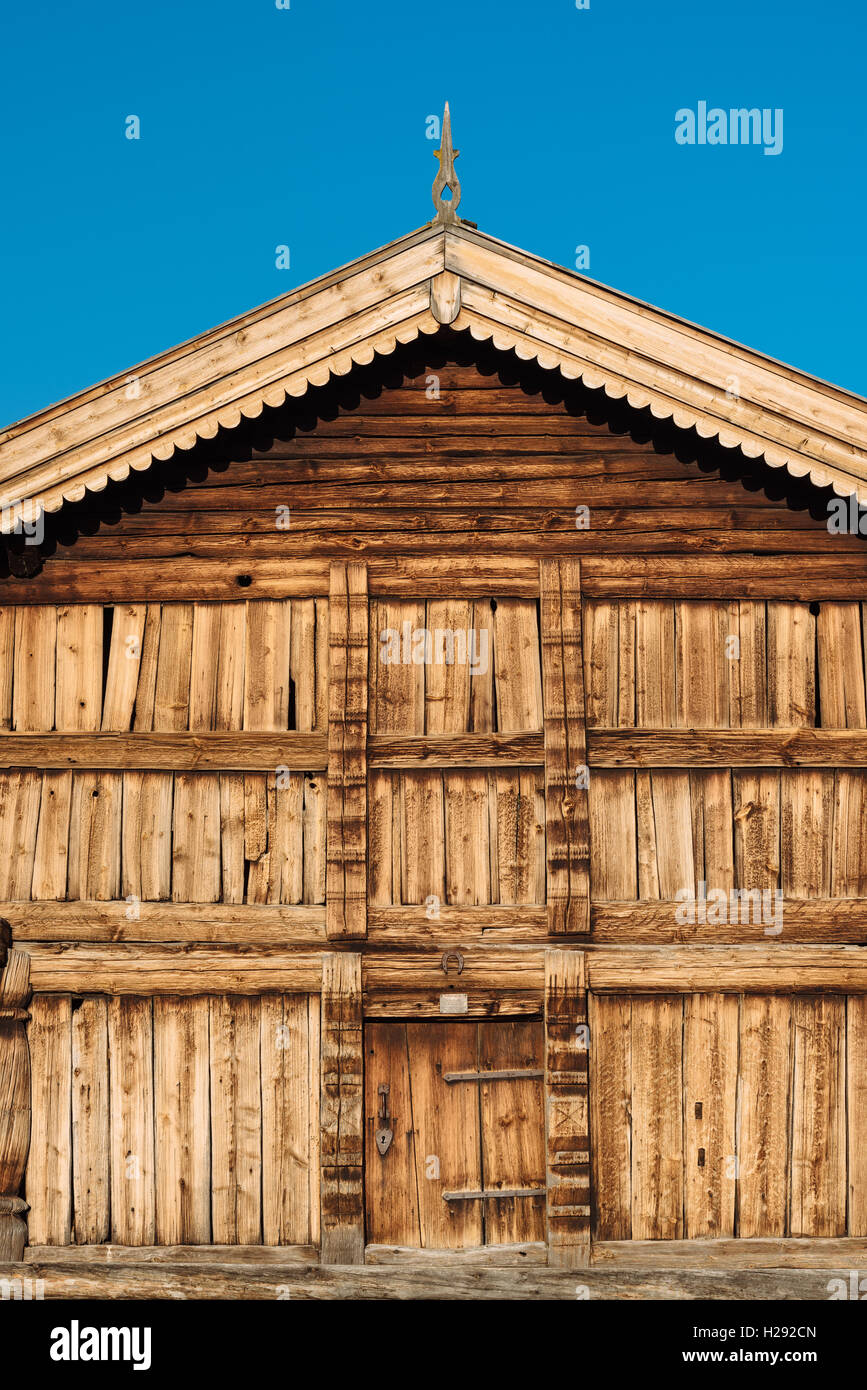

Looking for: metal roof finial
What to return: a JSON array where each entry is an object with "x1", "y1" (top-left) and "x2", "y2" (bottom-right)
[{"x1": 432, "y1": 102, "x2": 461, "y2": 224}]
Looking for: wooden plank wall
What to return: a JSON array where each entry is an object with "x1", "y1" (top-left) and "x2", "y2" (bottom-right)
[
  {"x1": 585, "y1": 599, "x2": 867, "y2": 903},
  {"x1": 25, "y1": 992, "x2": 320, "y2": 1246},
  {"x1": 589, "y1": 992, "x2": 867, "y2": 1241},
  {"x1": 368, "y1": 596, "x2": 546, "y2": 908},
  {"x1": 0, "y1": 600, "x2": 327, "y2": 904}
]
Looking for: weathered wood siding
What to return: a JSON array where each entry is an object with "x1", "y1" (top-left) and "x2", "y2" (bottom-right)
[
  {"x1": 25, "y1": 992, "x2": 319, "y2": 1246},
  {"x1": 590, "y1": 992, "x2": 866, "y2": 1241}
]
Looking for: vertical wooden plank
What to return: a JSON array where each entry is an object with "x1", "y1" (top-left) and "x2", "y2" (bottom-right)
[
  {"x1": 210, "y1": 995, "x2": 262, "y2": 1245},
  {"x1": 736, "y1": 995, "x2": 791, "y2": 1237},
  {"x1": 689, "y1": 770, "x2": 734, "y2": 894},
  {"x1": 108, "y1": 996, "x2": 155, "y2": 1245},
  {"x1": 480, "y1": 1020, "x2": 546, "y2": 1244},
  {"x1": 307, "y1": 993, "x2": 321, "y2": 1247},
  {"x1": 68, "y1": 772, "x2": 122, "y2": 901},
  {"x1": 13, "y1": 606, "x2": 56, "y2": 731},
  {"x1": 32, "y1": 771, "x2": 72, "y2": 900},
  {"x1": 582, "y1": 601, "x2": 619, "y2": 728},
  {"x1": 781, "y1": 771, "x2": 833, "y2": 898},
  {"x1": 468, "y1": 600, "x2": 495, "y2": 732},
  {"x1": 544, "y1": 950, "x2": 590, "y2": 1265},
  {"x1": 244, "y1": 599, "x2": 291, "y2": 731},
  {"x1": 172, "y1": 774, "x2": 221, "y2": 903},
  {"x1": 734, "y1": 773, "x2": 780, "y2": 892},
  {"x1": 400, "y1": 771, "x2": 447, "y2": 905},
  {"x1": 0, "y1": 607, "x2": 16, "y2": 732},
  {"x1": 790, "y1": 995, "x2": 846, "y2": 1237},
  {"x1": 424, "y1": 598, "x2": 472, "y2": 733},
  {"x1": 131, "y1": 605, "x2": 161, "y2": 731},
  {"x1": 730, "y1": 601, "x2": 768, "y2": 727},
  {"x1": 215, "y1": 603, "x2": 246, "y2": 730},
  {"x1": 0, "y1": 944, "x2": 31, "y2": 1261},
  {"x1": 364, "y1": 1021, "x2": 420, "y2": 1247},
  {"x1": 261, "y1": 995, "x2": 312, "y2": 1245},
  {"x1": 101, "y1": 604, "x2": 146, "y2": 731},
  {"x1": 327, "y1": 563, "x2": 368, "y2": 940},
  {"x1": 589, "y1": 771, "x2": 636, "y2": 901},
  {"x1": 405, "y1": 1021, "x2": 483, "y2": 1250},
  {"x1": 122, "y1": 772, "x2": 173, "y2": 902},
  {"x1": 817, "y1": 603, "x2": 867, "y2": 728},
  {"x1": 55, "y1": 605, "x2": 102, "y2": 731},
  {"x1": 320, "y1": 954, "x2": 364, "y2": 1263},
  {"x1": 302, "y1": 772, "x2": 327, "y2": 904},
  {"x1": 26, "y1": 994, "x2": 72, "y2": 1244},
  {"x1": 635, "y1": 600, "x2": 675, "y2": 727},
  {"x1": 153, "y1": 602, "x2": 193, "y2": 730},
  {"x1": 367, "y1": 770, "x2": 395, "y2": 907},
  {"x1": 644, "y1": 772, "x2": 695, "y2": 900},
  {"x1": 540, "y1": 558, "x2": 590, "y2": 933},
  {"x1": 0, "y1": 771, "x2": 41, "y2": 900},
  {"x1": 444, "y1": 772, "x2": 490, "y2": 905},
  {"x1": 831, "y1": 773, "x2": 867, "y2": 896},
  {"x1": 219, "y1": 773, "x2": 245, "y2": 904},
  {"x1": 683, "y1": 994, "x2": 738, "y2": 1238},
  {"x1": 847, "y1": 996, "x2": 867, "y2": 1236},
  {"x1": 768, "y1": 602, "x2": 816, "y2": 727},
  {"x1": 492, "y1": 599, "x2": 543, "y2": 731},
  {"x1": 631, "y1": 995, "x2": 683, "y2": 1240},
  {"x1": 290, "y1": 598, "x2": 317, "y2": 732},
  {"x1": 71, "y1": 997, "x2": 110, "y2": 1244},
  {"x1": 589, "y1": 993, "x2": 631, "y2": 1240},
  {"x1": 154, "y1": 996, "x2": 211, "y2": 1244},
  {"x1": 675, "y1": 602, "x2": 731, "y2": 729},
  {"x1": 189, "y1": 603, "x2": 222, "y2": 732}
]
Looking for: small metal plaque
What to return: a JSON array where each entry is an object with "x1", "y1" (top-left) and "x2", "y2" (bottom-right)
[{"x1": 439, "y1": 993, "x2": 468, "y2": 1015}]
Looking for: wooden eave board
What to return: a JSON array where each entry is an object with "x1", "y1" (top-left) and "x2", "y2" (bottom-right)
[{"x1": 2, "y1": 221, "x2": 867, "y2": 530}]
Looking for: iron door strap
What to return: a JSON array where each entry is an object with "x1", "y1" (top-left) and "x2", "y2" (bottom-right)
[
  {"x1": 443, "y1": 1068, "x2": 543, "y2": 1084},
  {"x1": 374, "y1": 1082, "x2": 393, "y2": 1157},
  {"x1": 442, "y1": 1187, "x2": 546, "y2": 1202}
]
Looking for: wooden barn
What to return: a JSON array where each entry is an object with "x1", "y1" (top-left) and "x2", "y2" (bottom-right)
[{"x1": 2, "y1": 109, "x2": 867, "y2": 1300}]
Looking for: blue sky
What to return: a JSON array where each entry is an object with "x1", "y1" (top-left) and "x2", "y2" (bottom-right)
[{"x1": 1, "y1": 0, "x2": 864, "y2": 425}]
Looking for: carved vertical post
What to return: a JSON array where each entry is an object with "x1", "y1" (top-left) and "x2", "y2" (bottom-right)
[
  {"x1": 327, "y1": 562, "x2": 368, "y2": 940},
  {"x1": 539, "y1": 558, "x2": 590, "y2": 933},
  {"x1": 545, "y1": 948, "x2": 590, "y2": 1266},
  {"x1": 0, "y1": 923, "x2": 31, "y2": 1262},
  {"x1": 320, "y1": 953, "x2": 364, "y2": 1263}
]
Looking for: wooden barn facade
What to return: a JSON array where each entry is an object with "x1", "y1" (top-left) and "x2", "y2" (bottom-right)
[{"x1": 2, "y1": 114, "x2": 867, "y2": 1299}]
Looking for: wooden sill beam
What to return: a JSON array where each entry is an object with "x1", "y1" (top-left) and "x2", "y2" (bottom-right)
[{"x1": 588, "y1": 728, "x2": 867, "y2": 767}]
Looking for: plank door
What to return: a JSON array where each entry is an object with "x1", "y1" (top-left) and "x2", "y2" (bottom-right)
[{"x1": 364, "y1": 1019, "x2": 546, "y2": 1249}]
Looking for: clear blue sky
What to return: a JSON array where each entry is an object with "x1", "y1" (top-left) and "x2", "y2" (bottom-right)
[{"x1": 2, "y1": 0, "x2": 865, "y2": 426}]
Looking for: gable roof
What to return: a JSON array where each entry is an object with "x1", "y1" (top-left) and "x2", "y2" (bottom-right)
[{"x1": 2, "y1": 219, "x2": 867, "y2": 531}]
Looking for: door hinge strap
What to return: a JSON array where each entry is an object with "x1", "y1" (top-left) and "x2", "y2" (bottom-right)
[
  {"x1": 442, "y1": 1187, "x2": 545, "y2": 1202},
  {"x1": 443, "y1": 1069, "x2": 544, "y2": 1084}
]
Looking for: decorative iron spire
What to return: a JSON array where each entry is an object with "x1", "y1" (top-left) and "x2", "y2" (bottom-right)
[{"x1": 432, "y1": 102, "x2": 461, "y2": 224}]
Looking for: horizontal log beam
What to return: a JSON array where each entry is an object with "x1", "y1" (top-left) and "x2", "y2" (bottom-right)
[
  {"x1": 590, "y1": 899, "x2": 867, "y2": 943},
  {"x1": 368, "y1": 733, "x2": 544, "y2": 767},
  {"x1": 592, "y1": 1237, "x2": 867, "y2": 1271},
  {"x1": 20, "y1": 942, "x2": 867, "y2": 996},
  {"x1": 588, "y1": 728, "x2": 867, "y2": 767},
  {"x1": 587, "y1": 945, "x2": 867, "y2": 993},
  {"x1": 0, "y1": 1258, "x2": 853, "y2": 1300},
  {"x1": 5, "y1": 901, "x2": 327, "y2": 945},
  {"x1": 0, "y1": 732, "x2": 327, "y2": 771},
  {"x1": 25, "y1": 945, "x2": 325, "y2": 994},
  {"x1": 368, "y1": 906, "x2": 547, "y2": 942},
  {"x1": 25, "y1": 1244, "x2": 319, "y2": 1266}
]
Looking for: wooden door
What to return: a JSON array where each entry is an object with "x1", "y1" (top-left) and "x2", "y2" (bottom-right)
[{"x1": 365, "y1": 1019, "x2": 546, "y2": 1249}]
